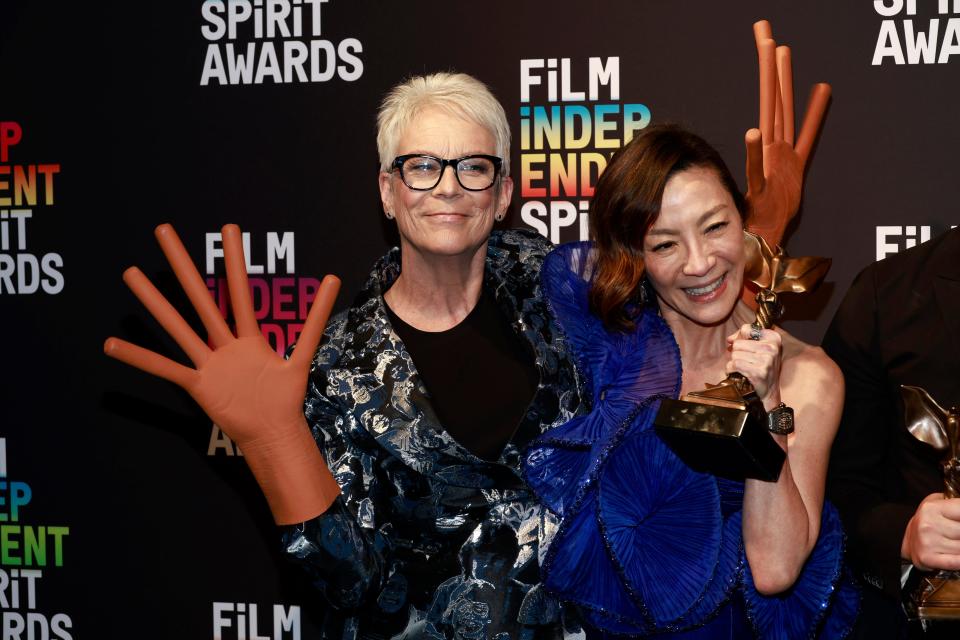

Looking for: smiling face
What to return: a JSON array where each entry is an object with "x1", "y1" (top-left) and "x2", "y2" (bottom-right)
[
  {"x1": 378, "y1": 107, "x2": 513, "y2": 262},
  {"x1": 642, "y1": 166, "x2": 745, "y2": 327}
]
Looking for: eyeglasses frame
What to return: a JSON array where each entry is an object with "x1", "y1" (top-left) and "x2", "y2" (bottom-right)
[{"x1": 390, "y1": 154, "x2": 504, "y2": 192}]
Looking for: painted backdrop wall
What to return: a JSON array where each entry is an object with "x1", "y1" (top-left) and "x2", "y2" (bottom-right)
[{"x1": 2, "y1": 1, "x2": 957, "y2": 637}]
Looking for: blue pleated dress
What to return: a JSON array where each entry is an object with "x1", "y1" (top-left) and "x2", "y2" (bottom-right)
[{"x1": 523, "y1": 242, "x2": 860, "y2": 639}]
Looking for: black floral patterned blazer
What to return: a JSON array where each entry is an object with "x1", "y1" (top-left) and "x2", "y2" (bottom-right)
[{"x1": 281, "y1": 229, "x2": 586, "y2": 640}]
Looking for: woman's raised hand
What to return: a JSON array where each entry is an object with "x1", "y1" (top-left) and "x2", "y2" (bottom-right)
[
  {"x1": 744, "y1": 19, "x2": 832, "y2": 250},
  {"x1": 104, "y1": 223, "x2": 342, "y2": 525}
]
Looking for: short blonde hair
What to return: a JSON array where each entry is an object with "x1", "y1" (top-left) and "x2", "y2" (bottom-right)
[{"x1": 376, "y1": 72, "x2": 511, "y2": 176}]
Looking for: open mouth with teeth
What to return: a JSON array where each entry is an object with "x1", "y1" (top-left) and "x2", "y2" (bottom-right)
[{"x1": 683, "y1": 273, "x2": 726, "y2": 298}]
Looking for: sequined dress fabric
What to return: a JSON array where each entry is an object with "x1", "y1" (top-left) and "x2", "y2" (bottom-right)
[
  {"x1": 281, "y1": 230, "x2": 586, "y2": 639},
  {"x1": 522, "y1": 242, "x2": 860, "y2": 639}
]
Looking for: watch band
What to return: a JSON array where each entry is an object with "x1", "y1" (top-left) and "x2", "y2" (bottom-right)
[{"x1": 767, "y1": 402, "x2": 795, "y2": 435}]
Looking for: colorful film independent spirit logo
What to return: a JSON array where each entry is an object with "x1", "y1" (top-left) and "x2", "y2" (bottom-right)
[
  {"x1": 517, "y1": 57, "x2": 650, "y2": 243},
  {"x1": 0, "y1": 122, "x2": 64, "y2": 295},
  {"x1": 0, "y1": 438, "x2": 74, "y2": 638},
  {"x1": 200, "y1": 0, "x2": 363, "y2": 85}
]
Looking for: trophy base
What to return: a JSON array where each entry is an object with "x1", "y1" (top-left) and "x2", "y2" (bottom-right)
[
  {"x1": 915, "y1": 572, "x2": 960, "y2": 621},
  {"x1": 654, "y1": 397, "x2": 785, "y2": 481}
]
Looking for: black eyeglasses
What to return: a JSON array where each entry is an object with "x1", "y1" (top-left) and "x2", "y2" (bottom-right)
[{"x1": 391, "y1": 154, "x2": 503, "y2": 191}]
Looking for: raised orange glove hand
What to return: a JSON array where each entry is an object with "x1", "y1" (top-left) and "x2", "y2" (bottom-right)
[
  {"x1": 744, "y1": 19, "x2": 832, "y2": 250},
  {"x1": 104, "y1": 223, "x2": 342, "y2": 525}
]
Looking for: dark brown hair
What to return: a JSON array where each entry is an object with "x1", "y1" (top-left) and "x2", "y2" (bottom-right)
[{"x1": 589, "y1": 124, "x2": 746, "y2": 331}]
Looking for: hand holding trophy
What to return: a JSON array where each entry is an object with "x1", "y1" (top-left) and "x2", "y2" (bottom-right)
[
  {"x1": 901, "y1": 385, "x2": 960, "y2": 621},
  {"x1": 104, "y1": 224, "x2": 342, "y2": 524},
  {"x1": 654, "y1": 231, "x2": 830, "y2": 480}
]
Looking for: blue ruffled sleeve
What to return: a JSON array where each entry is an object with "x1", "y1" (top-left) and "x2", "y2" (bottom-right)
[
  {"x1": 742, "y1": 502, "x2": 861, "y2": 640},
  {"x1": 524, "y1": 243, "x2": 682, "y2": 518}
]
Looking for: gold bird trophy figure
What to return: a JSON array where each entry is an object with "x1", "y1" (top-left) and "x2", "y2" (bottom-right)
[{"x1": 901, "y1": 384, "x2": 960, "y2": 621}]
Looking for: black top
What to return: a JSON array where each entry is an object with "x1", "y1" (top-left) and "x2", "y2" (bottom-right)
[
  {"x1": 385, "y1": 288, "x2": 540, "y2": 461},
  {"x1": 289, "y1": 230, "x2": 587, "y2": 638},
  {"x1": 824, "y1": 228, "x2": 960, "y2": 597}
]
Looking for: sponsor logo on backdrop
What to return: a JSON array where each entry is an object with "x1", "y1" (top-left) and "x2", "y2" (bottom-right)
[
  {"x1": 213, "y1": 602, "x2": 301, "y2": 640},
  {"x1": 518, "y1": 57, "x2": 650, "y2": 243},
  {"x1": 0, "y1": 122, "x2": 64, "y2": 295},
  {"x1": 872, "y1": 0, "x2": 960, "y2": 65},
  {"x1": 200, "y1": 0, "x2": 363, "y2": 86},
  {"x1": 205, "y1": 230, "x2": 320, "y2": 455},
  {"x1": 875, "y1": 224, "x2": 958, "y2": 259},
  {"x1": 0, "y1": 439, "x2": 74, "y2": 638}
]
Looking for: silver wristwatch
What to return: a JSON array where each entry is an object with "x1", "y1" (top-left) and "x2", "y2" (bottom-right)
[{"x1": 767, "y1": 402, "x2": 795, "y2": 435}]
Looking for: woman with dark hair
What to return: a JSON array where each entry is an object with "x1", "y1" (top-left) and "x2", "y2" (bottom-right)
[{"x1": 524, "y1": 124, "x2": 859, "y2": 638}]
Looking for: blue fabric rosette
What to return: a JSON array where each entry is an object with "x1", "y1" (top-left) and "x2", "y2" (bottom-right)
[{"x1": 523, "y1": 243, "x2": 859, "y2": 639}]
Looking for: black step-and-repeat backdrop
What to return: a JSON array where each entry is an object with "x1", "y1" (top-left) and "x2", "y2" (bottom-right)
[{"x1": 2, "y1": 1, "x2": 958, "y2": 637}]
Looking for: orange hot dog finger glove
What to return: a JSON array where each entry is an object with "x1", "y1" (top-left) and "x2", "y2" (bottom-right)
[
  {"x1": 104, "y1": 223, "x2": 342, "y2": 525},
  {"x1": 743, "y1": 20, "x2": 832, "y2": 306}
]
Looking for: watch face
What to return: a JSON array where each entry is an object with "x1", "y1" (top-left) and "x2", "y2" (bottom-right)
[{"x1": 769, "y1": 405, "x2": 794, "y2": 434}]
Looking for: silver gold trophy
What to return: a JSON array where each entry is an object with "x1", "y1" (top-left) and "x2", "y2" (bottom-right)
[
  {"x1": 653, "y1": 231, "x2": 831, "y2": 481},
  {"x1": 901, "y1": 384, "x2": 960, "y2": 621}
]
